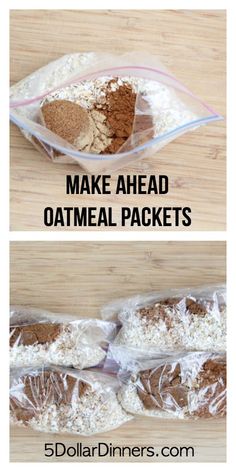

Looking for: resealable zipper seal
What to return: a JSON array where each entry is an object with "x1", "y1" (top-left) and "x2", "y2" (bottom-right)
[{"x1": 10, "y1": 52, "x2": 223, "y2": 173}]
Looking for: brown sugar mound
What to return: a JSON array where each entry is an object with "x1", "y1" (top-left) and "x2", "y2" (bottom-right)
[
  {"x1": 138, "y1": 363, "x2": 188, "y2": 411},
  {"x1": 186, "y1": 298, "x2": 208, "y2": 316},
  {"x1": 138, "y1": 305, "x2": 173, "y2": 329},
  {"x1": 138, "y1": 296, "x2": 209, "y2": 327},
  {"x1": 10, "y1": 369, "x2": 90, "y2": 423},
  {"x1": 194, "y1": 358, "x2": 226, "y2": 418},
  {"x1": 41, "y1": 100, "x2": 90, "y2": 146},
  {"x1": 10, "y1": 323, "x2": 62, "y2": 347},
  {"x1": 137, "y1": 357, "x2": 226, "y2": 418},
  {"x1": 197, "y1": 359, "x2": 226, "y2": 388}
]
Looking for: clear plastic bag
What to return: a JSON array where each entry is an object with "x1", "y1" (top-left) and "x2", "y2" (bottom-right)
[
  {"x1": 10, "y1": 306, "x2": 117, "y2": 369},
  {"x1": 10, "y1": 52, "x2": 223, "y2": 173},
  {"x1": 114, "y1": 349, "x2": 226, "y2": 420},
  {"x1": 10, "y1": 366, "x2": 132, "y2": 435},
  {"x1": 101, "y1": 285, "x2": 226, "y2": 352}
]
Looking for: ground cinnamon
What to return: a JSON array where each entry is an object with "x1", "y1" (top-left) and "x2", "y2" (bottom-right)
[{"x1": 98, "y1": 80, "x2": 153, "y2": 154}]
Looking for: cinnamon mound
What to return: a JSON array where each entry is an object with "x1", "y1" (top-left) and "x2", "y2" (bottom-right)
[
  {"x1": 98, "y1": 81, "x2": 153, "y2": 154},
  {"x1": 10, "y1": 323, "x2": 61, "y2": 346},
  {"x1": 10, "y1": 369, "x2": 90, "y2": 423}
]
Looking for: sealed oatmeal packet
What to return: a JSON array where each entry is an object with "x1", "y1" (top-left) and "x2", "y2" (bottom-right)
[
  {"x1": 101, "y1": 285, "x2": 226, "y2": 352},
  {"x1": 10, "y1": 306, "x2": 117, "y2": 369},
  {"x1": 10, "y1": 52, "x2": 223, "y2": 173},
  {"x1": 111, "y1": 348, "x2": 226, "y2": 420},
  {"x1": 10, "y1": 366, "x2": 132, "y2": 435}
]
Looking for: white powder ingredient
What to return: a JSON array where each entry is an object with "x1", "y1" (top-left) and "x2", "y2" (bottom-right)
[{"x1": 81, "y1": 109, "x2": 113, "y2": 153}]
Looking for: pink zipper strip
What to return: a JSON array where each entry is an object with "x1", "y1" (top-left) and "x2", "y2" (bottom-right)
[{"x1": 10, "y1": 65, "x2": 218, "y2": 116}]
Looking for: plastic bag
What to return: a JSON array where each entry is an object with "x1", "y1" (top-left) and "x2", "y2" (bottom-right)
[
  {"x1": 10, "y1": 306, "x2": 117, "y2": 369},
  {"x1": 114, "y1": 349, "x2": 226, "y2": 420},
  {"x1": 10, "y1": 52, "x2": 223, "y2": 173},
  {"x1": 10, "y1": 366, "x2": 132, "y2": 435},
  {"x1": 101, "y1": 285, "x2": 226, "y2": 352}
]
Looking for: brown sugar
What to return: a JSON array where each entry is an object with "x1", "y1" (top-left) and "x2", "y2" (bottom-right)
[
  {"x1": 138, "y1": 296, "x2": 209, "y2": 327},
  {"x1": 40, "y1": 99, "x2": 112, "y2": 154},
  {"x1": 10, "y1": 369, "x2": 90, "y2": 423},
  {"x1": 137, "y1": 357, "x2": 226, "y2": 418},
  {"x1": 10, "y1": 323, "x2": 62, "y2": 347},
  {"x1": 138, "y1": 363, "x2": 188, "y2": 411},
  {"x1": 40, "y1": 100, "x2": 91, "y2": 149},
  {"x1": 139, "y1": 305, "x2": 173, "y2": 329},
  {"x1": 193, "y1": 358, "x2": 227, "y2": 418},
  {"x1": 186, "y1": 298, "x2": 208, "y2": 316}
]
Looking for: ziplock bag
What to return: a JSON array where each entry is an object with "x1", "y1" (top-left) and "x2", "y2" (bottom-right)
[
  {"x1": 10, "y1": 306, "x2": 117, "y2": 369},
  {"x1": 10, "y1": 366, "x2": 132, "y2": 435},
  {"x1": 113, "y1": 348, "x2": 226, "y2": 420},
  {"x1": 101, "y1": 285, "x2": 226, "y2": 352},
  {"x1": 10, "y1": 52, "x2": 223, "y2": 173}
]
